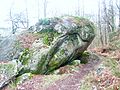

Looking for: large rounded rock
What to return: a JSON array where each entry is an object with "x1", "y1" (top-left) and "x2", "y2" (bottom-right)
[
  {"x1": 0, "y1": 60, "x2": 18, "y2": 89},
  {"x1": 0, "y1": 16, "x2": 95, "y2": 78},
  {"x1": 25, "y1": 16, "x2": 95, "y2": 74}
]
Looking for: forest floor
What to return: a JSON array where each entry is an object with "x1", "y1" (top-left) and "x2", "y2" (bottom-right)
[{"x1": 3, "y1": 46, "x2": 120, "y2": 90}]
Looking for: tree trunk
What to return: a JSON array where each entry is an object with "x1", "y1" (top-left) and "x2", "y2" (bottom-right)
[
  {"x1": 43, "y1": 0, "x2": 47, "y2": 18},
  {"x1": 98, "y1": 0, "x2": 104, "y2": 46},
  {"x1": 116, "y1": 0, "x2": 120, "y2": 30},
  {"x1": 25, "y1": 0, "x2": 29, "y2": 29}
]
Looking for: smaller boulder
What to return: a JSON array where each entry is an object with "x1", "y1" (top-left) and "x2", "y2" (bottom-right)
[{"x1": 0, "y1": 60, "x2": 18, "y2": 89}]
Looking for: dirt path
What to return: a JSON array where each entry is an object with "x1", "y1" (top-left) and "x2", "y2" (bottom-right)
[
  {"x1": 47, "y1": 56, "x2": 101, "y2": 90},
  {"x1": 15, "y1": 54, "x2": 101, "y2": 90}
]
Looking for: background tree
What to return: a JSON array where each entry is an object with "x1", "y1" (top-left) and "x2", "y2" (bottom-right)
[
  {"x1": 98, "y1": 0, "x2": 104, "y2": 46},
  {"x1": 116, "y1": 0, "x2": 120, "y2": 30},
  {"x1": 9, "y1": 0, "x2": 29, "y2": 34},
  {"x1": 76, "y1": 0, "x2": 80, "y2": 16},
  {"x1": 37, "y1": 0, "x2": 40, "y2": 20},
  {"x1": 24, "y1": 0, "x2": 29, "y2": 29},
  {"x1": 43, "y1": 0, "x2": 47, "y2": 18},
  {"x1": 96, "y1": 0, "x2": 116, "y2": 46}
]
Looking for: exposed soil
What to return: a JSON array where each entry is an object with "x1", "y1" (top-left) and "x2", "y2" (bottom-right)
[{"x1": 10, "y1": 54, "x2": 101, "y2": 90}]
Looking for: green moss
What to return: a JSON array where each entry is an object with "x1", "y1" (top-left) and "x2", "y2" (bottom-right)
[
  {"x1": 42, "y1": 31, "x2": 60, "y2": 46},
  {"x1": 15, "y1": 73, "x2": 33, "y2": 85},
  {"x1": 80, "y1": 51, "x2": 90, "y2": 64},
  {"x1": 45, "y1": 57, "x2": 68, "y2": 74},
  {"x1": 19, "y1": 48, "x2": 32, "y2": 65},
  {"x1": 0, "y1": 61, "x2": 18, "y2": 76},
  {"x1": 0, "y1": 61, "x2": 18, "y2": 90},
  {"x1": 35, "y1": 54, "x2": 47, "y2": 74},
  {"x1": 45, "y1": 61, "x2": 59, "y2": 74},
  {"x1": 82, "y1": 51, "x2": 90, "y2": 57},
  {"x1": 8, "y1": 73, "x2": 33, "y2": 89},
  {"x1": 68, "y1": 60, "x2": 80, "y2": 66},
  {"x1": 48, "y1": 59, "x2": 59, "y2": 67},
  {"x1": 60, "y1": 49, "x2": 65, "y2": 55},
  {"x1": 43, "y1": 34, "x2": 53, "y2": 45}
]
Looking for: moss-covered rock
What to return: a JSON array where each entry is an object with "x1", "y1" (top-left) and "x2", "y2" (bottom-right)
[
  {"x1": 15, "y1": 73, "x2": 33, "y2": 85},
  {"x1": 0, "y1": 16, "x2": 96, "y2": 89},
  {"x1": 2, "y1": 16, "x2": 95, "y2": 75},
  {"x1": 0, "y1": 61, "x2": 18, "y2": 89},
  {"x1": 27, "y1": 16, "x2": 95, "y2": 74}
]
